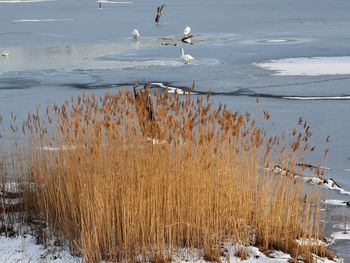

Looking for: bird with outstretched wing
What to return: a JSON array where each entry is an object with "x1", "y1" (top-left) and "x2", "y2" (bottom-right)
[{"x1": 155, "y1": 4, "x2": 165, "y2": 23}]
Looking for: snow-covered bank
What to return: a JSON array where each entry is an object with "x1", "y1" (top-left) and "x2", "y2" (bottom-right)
[
  {"x1": 0, "y1": 234, "x2": 343, "y2": 263},
  {"x1": 305, "y1": 177, "x2": 350, "y2": 196},
  {"x1": 0, "y1": 234, "x2": 81, "y2": 263},
  {"x1": 268, "y1": 165, "x2": 350, "y2": 196}
]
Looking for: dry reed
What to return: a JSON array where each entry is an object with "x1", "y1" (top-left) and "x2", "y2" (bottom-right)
[{"x1": 1, "y1": 89, "x2": 332, "y2": 262}]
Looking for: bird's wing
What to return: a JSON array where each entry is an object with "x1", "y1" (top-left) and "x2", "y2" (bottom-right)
[
  {"x1": 181, "y1": 35, "x2": 194, "y2": 44},
  {"x1": 155, "y1": 4, "x2": 165, "y2": 23},
  {"x1": 181, "y1": 35, "x2": 193, "y2": 41},
  {"x1": 159, "y1": 4, "x2": 165, "y2": 14}
]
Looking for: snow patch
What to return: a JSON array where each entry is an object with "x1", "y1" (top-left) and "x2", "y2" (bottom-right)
[
  {"x1": 255, "y1": 57, "x2": 350, "y2": 76},
  {"x1": 331, "y1": 231, "x2": 350, "y2": 240},
  {"x1": 296, "y1": 238, "x2": 328, "y2": 247},
  {"x1": 150, "y1": 82, "x2": 197, "y2": 95},
  {"x1": 37, "y1": 145, "x2": 76, "y2": 151},
  {"x1": 0, "y1": 234, "x2": 343, "y2": 263},
  {"x1": 323, "y1": 200, "x2": 349, "y2": 206},
  {"x1": 303, "y1": 177, "x2": 350, "y2": 195},
  {"x1": 283, "y1": 96, "x2": 350, "y2": 100},
  {"x1": 266, "y1": 165, "x2": 350, "y2": 196},
  {"x1": 266, "y1": 39, "x2": 289, "y2": 43},
  {"x1": 0, "y1": 0, "x2": 54, "y2": 3},
  {"x1": 166, "y1": 87, "x2": 196, "y2": 95},
  {"x1": 0, "y1": 234, "x2": 81, "y2": 263},
  {"x1": 13, "y1": 19, "x2": 73, "y2": 22},
  {"x1": 333, "y1": 223, "x2": 350, "y2": 230},
  {"x1": 97, "y1": 0, "x2": 133, "y2": 3},
  {"x1": 171, "y1": 245, "x2": 293, "y2": 263},
  {"x1": 313, "y1": 255, "x2": 344, "y2": 263},
  {"x1": 146, "y1": 137, "x2": 167, "y2": 145}
]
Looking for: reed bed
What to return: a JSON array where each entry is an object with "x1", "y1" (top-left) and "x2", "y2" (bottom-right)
[{"x1": 1, "y1": 89, "x2": 331, "y2": 262}]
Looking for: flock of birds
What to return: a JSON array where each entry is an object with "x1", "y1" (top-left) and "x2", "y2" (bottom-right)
[
  {"x1": 1, "y1": 3, "x2": 195, "y2": 64},
  {"x1": 131, "y1": 4, "x2": 195, "y2": 64}
]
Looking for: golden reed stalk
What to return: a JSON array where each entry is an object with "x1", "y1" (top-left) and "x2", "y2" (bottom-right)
[{"x1": 1, "y1": 89, "x2": 332, "y2": 262}]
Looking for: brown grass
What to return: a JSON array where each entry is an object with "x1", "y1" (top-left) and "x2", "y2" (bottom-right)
[
  {"x1": 234, "y1": 248, "x2": 249, "y2": 260},
  {"x1": 1, "y1": 89, "x2": 331, "y2": 262}
]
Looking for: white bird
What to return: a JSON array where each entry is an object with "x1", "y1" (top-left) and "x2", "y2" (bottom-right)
[
  {"x1": 1, "y1": 50, "x2": 9, "y2": 57},
  {"x1": 132, "y1": 29, "x2": 140, "y2": 39},
  {"x1": 183, "y1": 26, "x2": 191, "y2": 36},
  {"x1": 180, "y1": 48, "x2": 194, "y2": 64}
]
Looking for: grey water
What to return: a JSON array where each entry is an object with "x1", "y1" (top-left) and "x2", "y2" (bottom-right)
[{"x1": 1, "y1": 0, "x2": 350, "y2": 260}]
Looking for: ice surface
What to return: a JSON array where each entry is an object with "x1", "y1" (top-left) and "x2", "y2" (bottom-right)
[{"x1": 1, "y1": 0, "x2": 350, "y2": 260}]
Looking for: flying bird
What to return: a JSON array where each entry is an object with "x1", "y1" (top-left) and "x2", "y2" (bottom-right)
[
  {"x1": 180, "y1": 48, "x2": 194, "y2": 64},
  {"x1": 132, "y1": 29, "x2": 140, "y2": 39},
  {"x1": 155, "y1": 4, "x2": 165, "y2": 24}
]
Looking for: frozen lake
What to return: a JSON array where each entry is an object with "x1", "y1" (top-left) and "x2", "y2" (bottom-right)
[{"x1": 1, "y1": 0, "x2": 350, "y2": 260}]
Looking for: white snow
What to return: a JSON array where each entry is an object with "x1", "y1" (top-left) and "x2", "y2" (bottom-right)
[
  {"x1": 171, "y1": 245, "x2": 293, "y2": 262},
  {"x1": 313, "y1": 255, "x2": 344, "y2": 263},
  {"x1": 254, "y1": 57, "x2": 350, "y2": 76},
  {"x1": 1, "y1": 182, "x2": 20, "y2": 193},
  {"x1": 0, "y1": 234, "x2": 82, "y2": 263},
  {"x1": 296, "y1": 238, "x2": 328, "y2": 247},
  {"x1": 166, "y1": 87, "x2": 196, "y2": 95},
  {"x1": 303, "y1": 177, "x2": 350, "y2": 195},
  {"x1": 97, "y1": 0, "x2": 132, "y2": 4},
  {"x1": 265, "y1": 39, "x2": 288, "y2": 43},
  {"x1": 333, "y1": 223, "x2": 350, "y2": 230},
  {"x1": 13, "y1": 19, "x2": 73, "y2": 22},
  {"x1": 331, "y1": 231, "x2": 350, "y2": 240},
  {"x1": 0, "y1": 0, "x2": 54, "y2": 3},
  {"x1": 1, "y1": 197, "x2": 21, "y2": 206},
  {"x1": 323, "y1": 200, "x2": 349, "y2": 206},
  {"x1": 146, "y1": 137, "x2": 167, "y2": 145},
  {"x1": 172, "y1": 245, "x2": 342, "y2": 263},
  {"x1": 37, "y1": 145, "x2": 77, "y2": 151},
  {"x1": 0, "y1": 234, "x2": 343, "y2": 262},
  {"x1": 150, "y1": 82, "x2": 197, "y2": 95},
  {"x1": 283, "y1": 96, "x2": 350, "y2": 100},
  {"x1": 266, "y1": 165, "x2": 350, "y2": 196}
]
